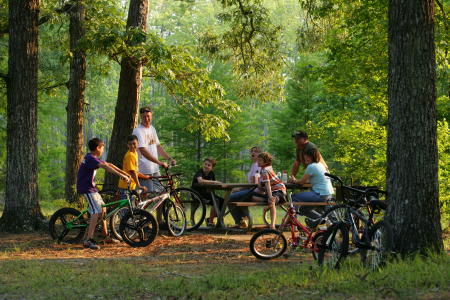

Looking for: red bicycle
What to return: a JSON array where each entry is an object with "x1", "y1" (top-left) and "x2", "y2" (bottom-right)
[{"x1": 249, "y1": 193, "x2": 348, "y2": 264}]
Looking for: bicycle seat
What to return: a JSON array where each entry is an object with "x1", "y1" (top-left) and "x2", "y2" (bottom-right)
[{"x1": 369, "y1": 199, "x2": 387, "y2": 210}]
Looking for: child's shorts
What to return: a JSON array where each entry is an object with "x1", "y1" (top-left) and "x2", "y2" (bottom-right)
[
  {"x1": 252, "y1": 190, "x2": 286, "y2": 204},
  {"x1": 83, "y1": 192, "x2": 105, "y2": 215}
]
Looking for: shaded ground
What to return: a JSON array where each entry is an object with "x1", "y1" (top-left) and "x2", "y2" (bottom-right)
[{"x1": 0, "y1": 230, "x2": 312, "y2": 264}]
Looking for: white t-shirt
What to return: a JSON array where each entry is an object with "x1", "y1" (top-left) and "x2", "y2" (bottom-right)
[
  {"x1": 132, "y1": 124, "x2": 160, "y2": 174},
  {"x1": 247, "y1": 162, "x2": 261, "y2": 183}
]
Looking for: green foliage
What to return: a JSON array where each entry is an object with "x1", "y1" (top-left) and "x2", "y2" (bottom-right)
[
  {"x1": 268, "y1": 53, "x2": 387, "y2": 186},
  {"x1": 200, "y1": 0, "x2": 285, "y2": 101},
  {"x1": 438, "y1": 120, "x2": 450, "y2": 229}
]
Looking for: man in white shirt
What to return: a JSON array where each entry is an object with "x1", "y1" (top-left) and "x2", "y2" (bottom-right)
[{"x1": 132, "y1": 106, "x2": 176, "y2": 193}]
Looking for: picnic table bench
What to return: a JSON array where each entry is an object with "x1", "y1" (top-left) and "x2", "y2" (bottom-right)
[{"x1": 195, "y1": 182, "x2": 333, "y2": 229}]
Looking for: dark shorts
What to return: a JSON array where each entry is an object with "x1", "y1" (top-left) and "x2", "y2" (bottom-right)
[{"x1": 252, "y1": 190, "x2": 286, "y2": 205}]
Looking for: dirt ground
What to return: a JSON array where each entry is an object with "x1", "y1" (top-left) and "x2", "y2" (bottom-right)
[{"x1": 0, "y1": 230, "x2": 314, "y2": 265}]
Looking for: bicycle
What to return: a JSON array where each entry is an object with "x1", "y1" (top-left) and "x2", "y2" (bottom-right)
[
  {"x1": 141, "y1": 166, "x2": 206, "y2": 231},
  {"x1": 249, "y1": 193, "x2": 349, "y2": 267},
  {"x1": 136, "y1": 188, "x2": 186, "y2": 237},
  {"x1": 320, "y1": 173, "x2": 393, "y2": 269},
  {"x1": 49, "y1": 185, "x2": 158, "y2": 247}
]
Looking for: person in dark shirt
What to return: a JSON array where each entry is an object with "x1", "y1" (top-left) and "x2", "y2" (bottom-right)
[
  {"x1": 191, "y1": 158, "x2": 223, "y2": 226},
  {"x1": 291, "y1": 130, "x2": 328, "y2": 177},
  {"x1": 77, "y1": 138, "x2": 131, "y2": 250}
]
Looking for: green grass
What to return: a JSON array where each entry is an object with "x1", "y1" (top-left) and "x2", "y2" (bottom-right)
[{"x1": 0, "y1": 254, "x2": 449, "y2": 299}]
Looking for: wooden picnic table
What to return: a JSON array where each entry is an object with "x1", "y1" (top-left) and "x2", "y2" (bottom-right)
[{"x1": 195, "y1": 182, "x2": 312, "y2": 229}]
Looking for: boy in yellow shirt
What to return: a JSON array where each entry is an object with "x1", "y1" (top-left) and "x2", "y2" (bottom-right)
[{"x1": 118, "y1": 135, "x2": 149, "y2": 197}]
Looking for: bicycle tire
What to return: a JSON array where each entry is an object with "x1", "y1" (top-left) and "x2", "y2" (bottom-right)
[
  {"x1": 311, "y1": 231, "x2": 326, "y2": 261},
  {"x1": 49, "y1": 207, "x2": 87, "y2": 243},
  {"x1": 249, "y1": 229, "x2": 287, "y2": 260},
  {"x1": 109, "y1": 207, "x2": 130, "y2": 241},
  {"x1": 164, "y1": 201, "x2": 187, "y2": 237},
  {"x1": 171, "y1": 187, "x2": 206, "y2": 231},
  {"x1": 361, "y1": 220, "x2": 393, "y2": 269},
  {"x1": 119, "y1": 209, "x2": 158, "y2": 247},
  {"x1": 321, "y1": 203, "x2": 364, "y2": 255},
  {"x1": 321, "y1": 204, "x2": 350, "y2": 225},
  {"x1": 318, "y1": 222, "x2": 349, "y2": 269}
]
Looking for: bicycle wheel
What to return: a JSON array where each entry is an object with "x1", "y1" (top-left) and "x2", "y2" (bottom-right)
[
  {"x1": 318, "y1": 222, "x2": 349, "y2": 269},
  {"x1": 109, "y1": 207, "x2": 130, "y2": 241},
  {"x1": 361, "y1": 220, "x2": 393, "y2": 269},
  {"x1": 171, "y1": 188, "x2": 206, "y2": 231},
  {"x1": 164, "y1": 201, "x2": 186, "y2": 237},
  {"x1": 49, "y1": 207, "x2": 87, "y2": 243},
  {"x1": 119, "y1": 209, "x2": 158, "y2": 247},
  {"x1": 249, "y1": 229, "x2": 287, "y2": 260},
  {"x1": 311, "y1": 231, "x2": 326, "y2": 261},
  {"x1": 321, "y1": 204, "x2": 362, "y2": 255},
  {"x1": 321, "y1": 204, "x2": 349, "y2": 224}
]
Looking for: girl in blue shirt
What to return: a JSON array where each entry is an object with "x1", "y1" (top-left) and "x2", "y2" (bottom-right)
[{"x1": 289, "y1": 148, "x2": 333, "y2": 224}]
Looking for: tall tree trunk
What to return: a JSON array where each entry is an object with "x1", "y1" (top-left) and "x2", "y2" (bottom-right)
[
  {"x1": 0, "y1": 0, "x2": 43, "y2": 231},
  {"x1": 386, "y1": 0, "x2": 443, "y2": 255},
  {"x1": 65, "y1": 0, "x2": 86, "y2": 203},
  {"x1": 104, "y1": 0, "x2": 148, "y2": 187}
]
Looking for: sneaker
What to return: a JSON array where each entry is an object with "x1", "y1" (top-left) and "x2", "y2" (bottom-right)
[
  {"x1": 101, "y1": 235, "x2": 120, "y2": 244},
  {"x1": 205, "y1": 218, "x2": 215, "y2": 227},
  {"x1": 239, "y1": 217, "x2": 249, "y2": 229},
  {"x1": 83, "y1": 239, "x2": 100, "y2": 250}
]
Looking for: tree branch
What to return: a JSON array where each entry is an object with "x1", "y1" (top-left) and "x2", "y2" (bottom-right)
[{"x1": 39, "y1": 81, "x2": 69, "y2": 91}]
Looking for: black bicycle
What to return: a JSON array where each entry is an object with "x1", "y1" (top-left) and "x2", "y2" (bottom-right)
[{"x1": 319, "y1": 173, "x2": 393, "y2": 269}]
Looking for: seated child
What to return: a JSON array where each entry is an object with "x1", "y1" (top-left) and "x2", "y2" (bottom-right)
[
  {"x1": 252, "y1": 152, "x2": 286, "y2": 229},
  {"x1": 77, "y1": 138, "x2": 131, "y2": 250},
  {"x1": 191, "y1": 158, "x2": 223, "y2": 227},
  {"x1": 118, "y1": 135, "x2": 150, "y2": 201},
  {"x1": 289, "y1": 147, "x2": 333, "y2": 227}
]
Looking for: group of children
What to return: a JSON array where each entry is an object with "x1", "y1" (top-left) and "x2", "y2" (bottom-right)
[
  {"x1": 77, "y1": 128, "x2": 332, "y2": 250},
  {"x1": 191, "y1": 151, "x2": 286, "y2": 230},
  {"x1": 76, "y1": 135, "x2": 152, "y2": 250}
]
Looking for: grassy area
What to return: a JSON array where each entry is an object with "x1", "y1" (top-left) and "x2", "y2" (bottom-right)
[{"x1": 0, "y1": 254, "x2": 449, "y2": 299}]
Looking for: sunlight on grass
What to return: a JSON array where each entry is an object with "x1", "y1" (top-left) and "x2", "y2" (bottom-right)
[{"x1": 0, "y1": 253, "x2": 448, "y2": 299}]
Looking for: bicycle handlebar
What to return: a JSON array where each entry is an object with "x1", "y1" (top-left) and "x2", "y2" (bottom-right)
[{"x1": 324, "y1": 172, "x2": 343, "y2": 183}]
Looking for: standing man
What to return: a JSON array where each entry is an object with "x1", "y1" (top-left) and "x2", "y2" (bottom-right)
[
  {"x1": 132, "y1": 106, "x2": 176, "y2": 193},
  {"x1": 291, "y1": 130, "x2": 328, "y2": 177}
]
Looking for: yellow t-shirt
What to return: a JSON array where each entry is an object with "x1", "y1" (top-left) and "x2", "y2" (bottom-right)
[{"x1": 118, "y1": 150, "x2": 138, "y2": 190}]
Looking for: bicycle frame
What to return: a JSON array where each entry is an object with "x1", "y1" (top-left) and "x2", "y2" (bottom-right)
[
  {"x1": 137, "y1": 192, "x2": 170, "y2": 213},
  {"x1": 141, "y1": 168, "x2": 183, "y2": 209},
  {"x1": 65, "y1": 196, "x2": 132, "y2": 230},
  {"x1": 278, "y1": 194, "x2": 326, "y2": 253}
]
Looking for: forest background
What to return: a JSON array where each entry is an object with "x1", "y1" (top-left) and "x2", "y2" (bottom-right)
[{"x1": 0, "y1": 0, "x2": 448, "y2": 229}]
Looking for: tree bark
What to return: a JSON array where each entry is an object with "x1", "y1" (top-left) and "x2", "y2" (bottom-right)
[
  {"x1": 386, "y1": 0, "x2": 443, "y2": 255},
  {"x1": 104, "y1": 0, "x2": 148, "y2": 187},
  {"x1": 0, "y1": 0, "x2": 43, "y2": 231},
  {"x1": 65, "y1": 0, "x2": 86, "y2": 203}
]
